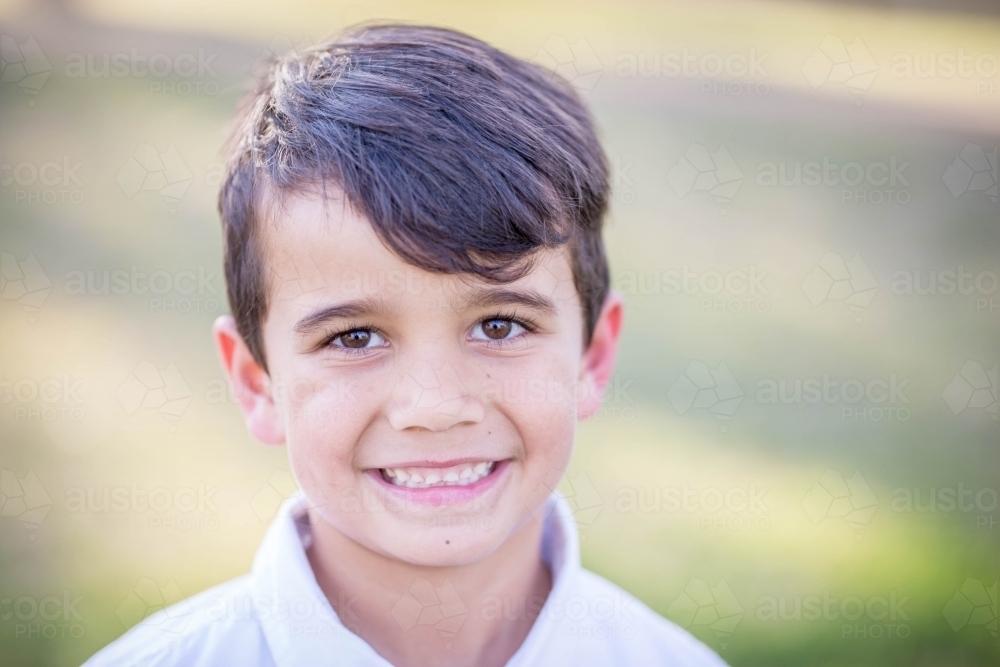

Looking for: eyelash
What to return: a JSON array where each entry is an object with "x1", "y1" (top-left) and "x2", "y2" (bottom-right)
[
  {"x1": 474, "y1": 311, "x2": 537, "y2": 349},
  {"x1": 320, "y1": 322, "x2": 385, "y2": 356},
  {"x1": 319, "y1": 312, "x2": 537, "y2": 355}
]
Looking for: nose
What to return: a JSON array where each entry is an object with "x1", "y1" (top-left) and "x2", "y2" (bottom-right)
[{"x1": 386, "y1": 360, "x2": 485, "y2": 432}]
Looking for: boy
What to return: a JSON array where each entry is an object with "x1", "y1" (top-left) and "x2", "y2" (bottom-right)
[{"x1": 86, "y1": 24, "x2": 727, "y2": 667}]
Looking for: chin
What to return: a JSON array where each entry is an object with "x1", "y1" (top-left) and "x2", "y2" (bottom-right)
[{"x1": 378, "y1": 527, "x2": 510, "y2": 567}]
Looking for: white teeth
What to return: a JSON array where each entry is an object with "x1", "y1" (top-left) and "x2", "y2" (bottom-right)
[{"x1": 381, "y1": 461, "x2": 496, "y2": 488}]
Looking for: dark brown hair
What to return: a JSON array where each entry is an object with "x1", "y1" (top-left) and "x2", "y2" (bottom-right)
[{"x1": 219, "y1": 24, "x2": 610, "y2": 368}]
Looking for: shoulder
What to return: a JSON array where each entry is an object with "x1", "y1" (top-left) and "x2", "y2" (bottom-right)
[
  {"x1": 83, "y1": 574, "x2": 273, "y2": 667},
  {"x1": 552, "y1": 568, "x2": 730, "y2": 666}
]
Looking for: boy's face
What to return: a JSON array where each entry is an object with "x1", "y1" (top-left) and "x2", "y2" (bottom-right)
[{"x1": 218, "y1": 191, "x2": 620, "y2": 567}]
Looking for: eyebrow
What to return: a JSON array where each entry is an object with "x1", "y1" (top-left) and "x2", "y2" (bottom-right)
[
  {"x1": 459, "y1": 287, "x2": 557, "y2": 316},
  {"x1": 293, "y1": 287, "x2": 557, "y2": 336},
  {"x1": 293, "y1": 296, "x2": 394, "y2": 335}
]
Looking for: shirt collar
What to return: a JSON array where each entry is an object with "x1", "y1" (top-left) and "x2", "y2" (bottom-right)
[{"x1": 252, "y1": 492, "x2": 581, "y2": 667}]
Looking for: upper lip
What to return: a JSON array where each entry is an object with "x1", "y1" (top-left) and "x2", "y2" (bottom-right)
[{"x1": 371, "y1": 457, "x2": 503, "y2": 469}]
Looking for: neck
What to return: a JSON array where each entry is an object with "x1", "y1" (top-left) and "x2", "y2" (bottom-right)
[{"x1": 306, "y1": 516, "x2": 552, "y2": 667}]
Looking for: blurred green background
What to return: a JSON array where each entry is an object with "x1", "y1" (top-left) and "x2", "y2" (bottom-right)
[{"x1": 1, "y1": 0, "x2": 998, "y2": 665}]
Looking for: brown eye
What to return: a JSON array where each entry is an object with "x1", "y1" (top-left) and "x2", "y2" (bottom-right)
[
  {"x1": 470, "y1": 318, "x2": 527, "y2": 344},
  {"x1": 336, "y1": 330, "x2": 373, "y2": 349},
  {"x1": 481, "y1": 319, "x2": 513, "y2": 340}
]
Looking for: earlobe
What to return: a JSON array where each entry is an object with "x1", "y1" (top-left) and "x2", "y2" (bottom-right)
[
  {"x1": 577, "y1": 292, "x2": 624, "y2": 420},
  {"x1": 212, "y1": 316, "x2": 286, "y2": 445}
]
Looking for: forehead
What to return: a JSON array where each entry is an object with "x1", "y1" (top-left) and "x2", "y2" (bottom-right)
[{"x1": 261, "y1": 190, "x2": 579, "y2": 316}]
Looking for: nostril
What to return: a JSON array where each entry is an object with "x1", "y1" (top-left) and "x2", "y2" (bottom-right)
[{"x1": 386, "y1": 396, "x2": 485, "y2": 431}]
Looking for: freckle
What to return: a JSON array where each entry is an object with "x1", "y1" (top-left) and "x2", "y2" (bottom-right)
[{"x1": 445, "y1": 540, "x2": 450, "y2": 545}]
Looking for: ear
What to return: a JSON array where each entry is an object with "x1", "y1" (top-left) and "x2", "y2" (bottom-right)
[
  {"x1": 577, "y1": 292, "x2": 624, "y2": 420},
  {"x1": 213, "y1": 315, "x2": 285, "y2": 445}
]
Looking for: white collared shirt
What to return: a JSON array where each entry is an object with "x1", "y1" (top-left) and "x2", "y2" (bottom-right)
[{"x1": 85, "y1": 494, "x2": 728, "y2": 666}]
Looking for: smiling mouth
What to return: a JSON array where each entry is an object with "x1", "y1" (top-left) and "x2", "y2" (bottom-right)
[{"x1": 379, "y1": 461, "x2": 498, "y2": 489}]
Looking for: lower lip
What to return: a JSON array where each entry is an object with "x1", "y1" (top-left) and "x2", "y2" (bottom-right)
[{"x1": 367, "y1": 460, "x2": 510, "y2": 506}]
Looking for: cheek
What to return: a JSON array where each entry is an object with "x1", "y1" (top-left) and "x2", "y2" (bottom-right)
[
  {"x1": 276, "y1": 365, "x2": 382, "y2": 475},
  {"x1": 494, "y1": 354, "x2": 579, "y2": 464}
]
